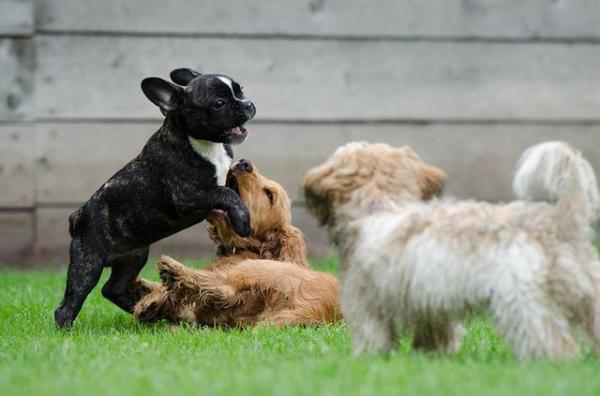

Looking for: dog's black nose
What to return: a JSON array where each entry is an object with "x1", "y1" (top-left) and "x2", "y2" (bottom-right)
[
  {"x1": 243, "y1": 101, "x2": 256, "y2": 118},
  {"x1": 236, "y1": 159, "x2": 253, "y2": 173}
]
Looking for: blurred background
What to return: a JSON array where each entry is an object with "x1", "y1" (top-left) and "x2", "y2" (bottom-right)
[{"x1": 1, "y1": 0, "x2": 599, "y2": 266}]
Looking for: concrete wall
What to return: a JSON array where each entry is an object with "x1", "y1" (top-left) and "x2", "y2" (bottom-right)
[{"x1": 1, "y1": 0, "x2": 600, "y2": 266}]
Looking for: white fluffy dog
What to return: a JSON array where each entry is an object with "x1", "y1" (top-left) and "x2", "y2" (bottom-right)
[{"x1": 302, "y1": 141, "x2": 600, "y2": 360}]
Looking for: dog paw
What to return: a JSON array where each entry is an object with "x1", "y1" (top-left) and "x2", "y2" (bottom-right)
[
  {"x1": 157, "y1": 256, "x2": 183, "y2": 289},
  {"x1": 136, "y1": 278, "x2": 162, "y2": 294},
  {"x1": 159, "y1": 269, "x2": 176, "y2": 289},
  {"x1": 229, "y1": 206, "x2": 251, "y2": 237},
  {"x1": 54, "y1": 306, "x2": 75, "y2": 329}
]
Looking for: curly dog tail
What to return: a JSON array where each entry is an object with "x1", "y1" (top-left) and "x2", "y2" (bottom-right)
[{"x1": 513, "y1": 141, "x2": 600, "y2": 233}]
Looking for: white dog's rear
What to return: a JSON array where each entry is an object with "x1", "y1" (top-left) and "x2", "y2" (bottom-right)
[{"x1": 304, "y1": 141, "x2": 600, "y2": 360}]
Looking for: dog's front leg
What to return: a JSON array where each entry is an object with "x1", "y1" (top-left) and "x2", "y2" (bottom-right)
[
  {"x1": 174, "y1": 186, "x2": 250, "y2": 237},
  {"x1": 208, "y1": 186, "x2": 250, "y2": 237},
  {"x1": 342, "y1": 271, "x2": 396, "y2": 355}
]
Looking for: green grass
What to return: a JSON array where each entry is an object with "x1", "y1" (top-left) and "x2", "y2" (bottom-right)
[{"x1": 2, "y1": 257, "x2": 600, "y2": 396}]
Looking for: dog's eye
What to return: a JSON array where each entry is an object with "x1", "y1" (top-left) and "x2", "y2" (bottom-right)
[
  {"x1": 264, "y1": 189, "x2": 274, "y2": 204},
  {"x1": 214, "y1": 99, "x2": 226, "y2": 110}
]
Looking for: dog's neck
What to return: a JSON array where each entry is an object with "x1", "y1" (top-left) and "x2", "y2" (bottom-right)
[
  {"x1": 187, "y1": 137, "x2": 231, "y2": 186},
  {"x1": 208, "y1": 225, "x2": 261, "y2": 258},
  {"x1": 327, "y1": 197, "x2": 403, "y2": 265},
  {"x1": 209, "y1": 221, "x2": 309, "y2": 267}
]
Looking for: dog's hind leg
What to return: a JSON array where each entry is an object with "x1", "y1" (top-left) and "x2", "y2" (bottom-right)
[
  {"x1": 54, "y1": 238, "x2": 105, "y2": 328},
  {"x1": 102, "y1": 247, "x2": 149, "y2": 312},
  {"x1": 573, "y1": 253, "x2": 600, "y2": 354},
  {"x1": 486, "y1": 248, "x2": 580, "y2": 360},
  {"x1": 157, "y1": 256, "x2": 237, "y2": 307},
  {"x1": 491, "y1": 296, "x2": 579, "y2": 360},
  {"x1": 133, "y1": 286, "x2": 181, "y2": 323},
  {"x1": 578, "y1": 268, "x2": 600, "y2": 354},
  {"x1": 582, "y1": 297, "x2": 600, "y2": 354}
]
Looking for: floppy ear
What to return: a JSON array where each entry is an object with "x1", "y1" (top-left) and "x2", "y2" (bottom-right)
[
  {"x1": 419, "y1": 164, "x2": 447, "y2": 200},
  {"x1": 276, "y1": 226, "x2": 309, "y2": 267},
  {"x1": 170, "y1": 68, "x2": 201, "y2": 85},
  {"x1": 141, "y1": 77, "x2": 183, "y2": 112},
  {"x1": 260, "y1": 225, "x2": 308, "y2": 267}
]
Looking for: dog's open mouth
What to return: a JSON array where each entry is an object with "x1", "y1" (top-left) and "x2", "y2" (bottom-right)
[{"x1": 227, "y1": 125, "x2": 247, "y2": 142}]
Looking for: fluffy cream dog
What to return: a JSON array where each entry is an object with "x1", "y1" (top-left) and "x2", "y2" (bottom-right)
[{"x1": 302, "y1": 141, "x2": 600, "y2": 360}]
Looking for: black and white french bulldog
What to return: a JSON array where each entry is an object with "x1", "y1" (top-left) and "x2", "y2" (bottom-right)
[{"x1": 54, "y1": 68, "x2": 256, "y2": 328}]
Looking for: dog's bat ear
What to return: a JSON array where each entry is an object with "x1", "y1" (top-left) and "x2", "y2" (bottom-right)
[
  {"x1": 141, "y1": 77, "x2": 183, "y2": 112},
  {"x1": 170, "y1": 68, "x2": 201, "y2": 86}
]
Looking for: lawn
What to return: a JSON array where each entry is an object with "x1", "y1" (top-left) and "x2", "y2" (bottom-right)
[{"x1": 2, "y1": 256, "x2": 600, "y2": 396}]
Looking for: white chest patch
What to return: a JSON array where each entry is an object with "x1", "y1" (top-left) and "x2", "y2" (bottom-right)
[{"x1": 188, "y1": 138, "x2": 232, "y2": 186}]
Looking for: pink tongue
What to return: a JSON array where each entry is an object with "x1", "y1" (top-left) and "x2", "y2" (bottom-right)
[{"x1": 231, "y1": 126, "x2": 246, "y2": 134}]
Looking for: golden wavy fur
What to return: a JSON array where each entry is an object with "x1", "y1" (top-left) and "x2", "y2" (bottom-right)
[
  {"x1": 206, "y1": 162, "x2": 308, "y2": 267},
  {"x1": 140, "y1": 255, "x2": 341, "y2": 327},
  {"x1": 303, "y1": 141, "x2": 600, "y2": 360},
  {"x1": 133, "y1": 160, "x2": 341, "y2": 327}
]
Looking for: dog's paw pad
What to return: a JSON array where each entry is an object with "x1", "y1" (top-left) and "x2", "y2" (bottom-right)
[
  {"x1": 159, "y1": 270, "x2": 176, "y2": 287},
  {"x1": 156, "y1": 257, "x2": 182, "y2": 286}
]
